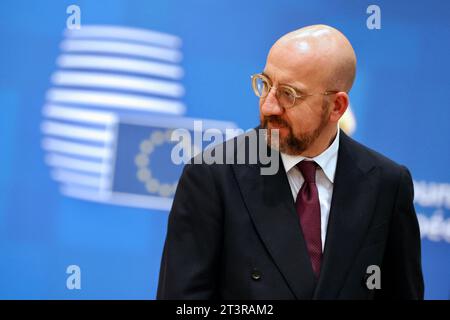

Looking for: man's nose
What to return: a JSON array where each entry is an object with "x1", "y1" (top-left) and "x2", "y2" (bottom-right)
[{"x1": 260, "y1": 87, "x2": 284, "y2": 116}]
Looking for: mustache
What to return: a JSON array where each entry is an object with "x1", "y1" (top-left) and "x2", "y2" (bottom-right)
[{"x1": 262, "y1": 116, "x2": 290, "y2": 128}]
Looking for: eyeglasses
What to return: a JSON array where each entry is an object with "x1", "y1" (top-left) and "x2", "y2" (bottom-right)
[{"x1": 251, "y1": 73, "x2": 339, "y2": 109}]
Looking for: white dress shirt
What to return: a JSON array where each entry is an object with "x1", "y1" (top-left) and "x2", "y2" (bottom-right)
[{"x1": 280, "y1": 128, "x2": 340, "y2": 251}]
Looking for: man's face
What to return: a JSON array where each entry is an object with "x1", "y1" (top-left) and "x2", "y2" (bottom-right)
[{"x1": 259, "y1": 44, "x2": 332, "y2": 155}]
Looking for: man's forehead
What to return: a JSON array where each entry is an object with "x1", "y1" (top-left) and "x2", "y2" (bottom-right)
[
  {"x1": 262, "y1": 25, "x2": 356, "y2": 93},
  {"x1": 263, "y1": 62, "x2": 312, "y2": 91},
  {"x1": 268, "y1": 44, "x2": 321, "y2": 70}
]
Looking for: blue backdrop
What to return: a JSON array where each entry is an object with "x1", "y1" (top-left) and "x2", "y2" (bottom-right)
[{"x1": 0, "y1": 0, "x2": 449, "y2": 299}]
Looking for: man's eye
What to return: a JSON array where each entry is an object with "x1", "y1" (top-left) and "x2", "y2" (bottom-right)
[{"x1": 281, "y1": 88, "x2": 294, "y2": 97}]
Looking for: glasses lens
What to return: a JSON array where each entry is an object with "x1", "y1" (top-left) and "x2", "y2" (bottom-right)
[
  {"x1": 252, "y1": 75, "x2": 269, "y2": 97},
  {"x1": 277, "y1": 86, "x2": 296, "y2": 108}
]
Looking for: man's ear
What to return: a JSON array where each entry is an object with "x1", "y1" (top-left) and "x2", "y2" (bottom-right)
[{"x1": 329, "y1": 92, "x2": 349, "y2": 122}]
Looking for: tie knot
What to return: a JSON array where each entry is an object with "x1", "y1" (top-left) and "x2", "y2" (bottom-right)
[{"x1": 297, "y1": 160, "x2": 317, "y2": 183}]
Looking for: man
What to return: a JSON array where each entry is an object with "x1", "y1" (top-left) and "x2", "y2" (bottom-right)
[{"x1": 157, "y1": 25, "x2": 424, "y2": 299}]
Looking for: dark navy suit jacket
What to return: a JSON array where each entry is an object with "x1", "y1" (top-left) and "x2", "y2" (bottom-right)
[{"x1": 157, "y1": 129, "x2": 424, "y2": 299}]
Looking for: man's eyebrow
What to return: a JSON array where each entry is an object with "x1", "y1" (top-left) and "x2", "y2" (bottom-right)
[{"x1": 261, "y1": 72, "x2": 306, "y2": 94}]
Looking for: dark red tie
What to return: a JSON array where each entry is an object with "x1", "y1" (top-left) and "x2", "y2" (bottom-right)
[{"x1": 296, "y1": 160, "x2": 322, "y2": 277}]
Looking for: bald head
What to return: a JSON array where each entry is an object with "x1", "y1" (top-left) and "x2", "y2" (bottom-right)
[{"x1": 267, "y1": 25, "x2": 357, "y2": 93}]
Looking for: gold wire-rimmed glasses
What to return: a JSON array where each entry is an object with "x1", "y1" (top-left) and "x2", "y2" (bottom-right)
[{"x1": 251, "y1": 73, "x2": 339, "y2": 109}]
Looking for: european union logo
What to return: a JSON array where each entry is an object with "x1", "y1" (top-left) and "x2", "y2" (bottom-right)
[{"x1": 41, "y1": 25, "x2": 237, "y2": 211}]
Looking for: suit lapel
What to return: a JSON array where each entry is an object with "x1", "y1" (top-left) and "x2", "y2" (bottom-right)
[
  {"x1": 232, "y1": 152, "x2": 317, "y2": 299},
  {"x1": 313, "y1": 132, "x2": 380, "y2": 299},
  {"x1": 231, "y1": 130, "x2": 380, "y2": 299}
]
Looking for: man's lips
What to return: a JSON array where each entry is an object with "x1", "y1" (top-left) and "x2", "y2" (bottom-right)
[{"x1": 267, "y1": 121, "x2": 288, "y2": 129}]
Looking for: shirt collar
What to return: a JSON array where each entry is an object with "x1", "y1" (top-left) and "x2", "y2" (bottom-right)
[{"x1": 280, "y1": 127, "x2": 340, "y2": 183}]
